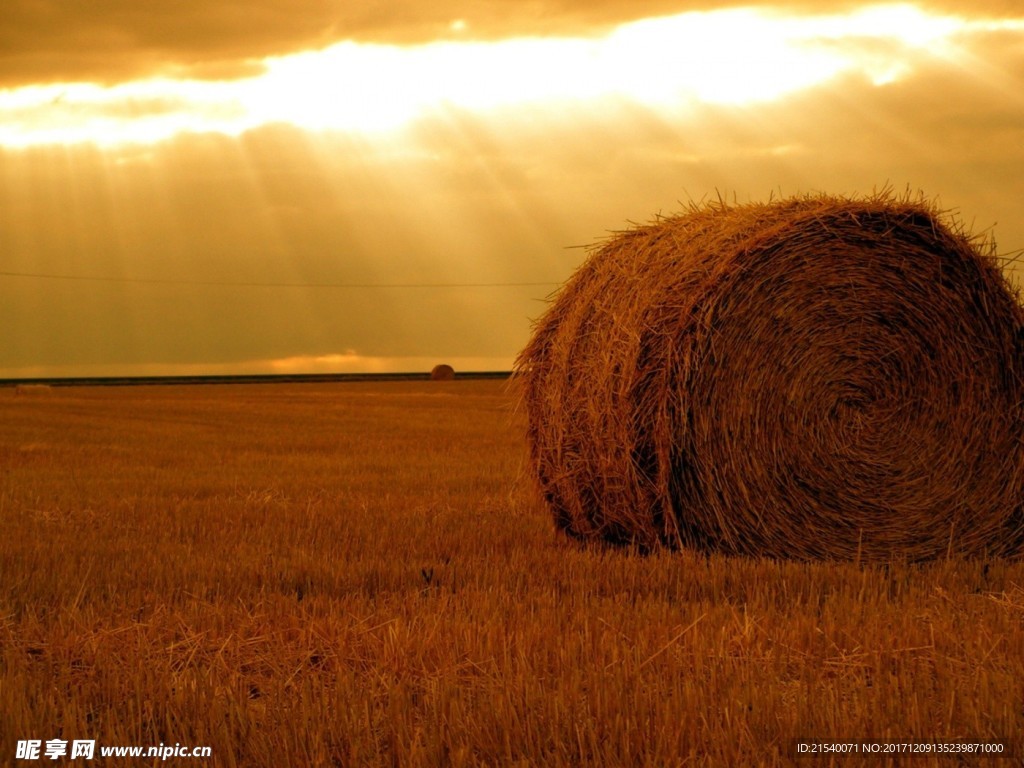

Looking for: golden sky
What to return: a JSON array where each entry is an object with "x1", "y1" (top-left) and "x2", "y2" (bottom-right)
[{"x1": 2, "y1": 1, "x2": 1023, "y2": 377}]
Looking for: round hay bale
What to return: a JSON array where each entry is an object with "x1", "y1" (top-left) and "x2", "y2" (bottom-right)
[
  {"x1": 14, "y1": 383, "x2": 53, "y2": 396},
  {"x1": 430, "y1": 364, "x2": 456, "y2": 381},
  {"x1": 516, "y1": 192, "x2": 1024, "y2": 561}
]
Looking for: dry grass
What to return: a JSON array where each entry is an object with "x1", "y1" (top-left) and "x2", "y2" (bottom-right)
[
  {"x1": 516, "y1": 191, "x2": 1024, "y2": 561},
  {"x1": 1, "y1": 380, "x2": 1022, "y2": 766}
]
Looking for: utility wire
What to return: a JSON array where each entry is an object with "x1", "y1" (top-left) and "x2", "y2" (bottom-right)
[{"x1": 0, "y1": 269, "x2": 561, "y2": 289}]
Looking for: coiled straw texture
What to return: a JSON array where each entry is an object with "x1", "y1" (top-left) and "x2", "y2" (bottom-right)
[{"x1": 517, "y1": 193, "x2": 1024, "y2": 560}]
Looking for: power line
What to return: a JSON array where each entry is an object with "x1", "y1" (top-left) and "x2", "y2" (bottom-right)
[{"x1": 0, "y1": 269, "x2": 561, "y2": 290}]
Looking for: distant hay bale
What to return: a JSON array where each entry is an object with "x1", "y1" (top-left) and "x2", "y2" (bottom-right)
[
  {"x1": 14, "y1": 384, "x2": 53, "y2": 396},
  {"x1": 516, "y1": 192, "x2": 1024, "y2": 561},
  {"x1": 431, "y1": 364, "x2": 456, "y2": 381}
]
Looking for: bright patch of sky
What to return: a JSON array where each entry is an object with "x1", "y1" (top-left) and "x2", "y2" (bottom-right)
[{"x1": 1, "y1": 4, "x2": 1018, "y2": 148}]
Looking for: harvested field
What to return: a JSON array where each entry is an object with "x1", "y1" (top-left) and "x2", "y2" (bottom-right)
[{"x1": 0, "y1": 380, "x2": 1022, "y2": 766}]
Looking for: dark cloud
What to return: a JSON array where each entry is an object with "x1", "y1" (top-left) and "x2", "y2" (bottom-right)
[
  {"x1": 0, "y1": 0, "x2": 328, "y2": 86},
  {"x1": 3, "y1": 0, "x2": 1021, "y2": 87}
]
